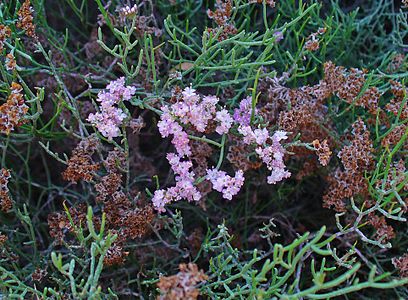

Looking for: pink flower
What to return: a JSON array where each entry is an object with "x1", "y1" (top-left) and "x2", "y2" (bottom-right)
[
  {"x1": 157, "y1": 108, "x2": 191, "y2": 157},
  {"x1": 157, "y1": 87, "x2": 222, "y2": 156},
  {"x1": 87, "y1": 77, "x2": 135, "y2": 140},
  {"x1": 152, "y1": 153, "x2": 201, "y2": 212},
  {"x1": 171, "y1": 88, "x2": 218, "y2": 132},
  {"x1": 238, "y1": 125, "x2": 291, "y2": 184},
  {"x1": 233, "y1": 96, "x2": 255, "y2": 125},
  {"x1": 88, "y1": 106, "x2": 127, "y2": 140},
  {"x1": 237, "y1": 125, "x2": 269, "y2": 145},
  {"x1": 206, "y1": 168, "x2": 245, "y2": 200},
  {"x1": 215, "y1": 109, "x2": 233, "y2": 134},
  {"x1": 255, "y1": 131, "x2": 291, "y2": 184}
]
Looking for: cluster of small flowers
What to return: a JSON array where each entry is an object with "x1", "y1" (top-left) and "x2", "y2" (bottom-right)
[
  {"x1": 5, "y1": 53, "x2": 16, "y2": 71},
  {"x1": 153, "y1": 91, "x2": 293, "y2": 211},
  {"x1": 120, "y1": 4, "x2": 138, "y2": 18},
  {"x1": 207, "y1": 0, "x2": 237, "y2": 41},
  {"x1": 0, "y1": 24, "x2": 11, "y2": 52},
  {"x1": 87, "y1": 77, "x2": 135, "y2": 140},
  {"x1": 233, "y1": 96, "x2": 254, "y2": 126},
  {"x1": 238, "y1": 125, "x2": 291, "y2": 184},
  {"x1": 393, "y1": 253, "x2": 408, "y2": 278},
  {"x1": 312, "y1": 139, "x2": 332, "y2": 166},
  {"x1": 304, "y1": 28, "x2": 326, "y2": 52},
  {"x1": 152, "y1": 153, "x2": 201, "y2": 212},
  {"x1": 157, "y1": 87, "x2": 231, "y2": 157},
  {"x1": 62, "y1": 135, "x2": 100, "y2": 183},
  {"x1": 0, "y1": 82, "x2": 28, "y2": 135},
  {"x1": 206, "y1": 169, "x2": 244, "y2": 200},
  {"x1": 16, "y1": 0, "x2": 36, "y2": 38},
  {"x1": 157, "y1": 263, "x2": 208, "y2": 300},
  {"x1": 0, "y1": 168, "x2": 12, "y2": 212}
]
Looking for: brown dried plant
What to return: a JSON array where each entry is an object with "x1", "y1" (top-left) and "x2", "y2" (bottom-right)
[
  {"x1": 0, "y1": 24, "x2": 11, "y2": 52},
  {"x1": 62, "y1": 135, "x2": 100, "y2": 183},
  {"x1": 157, "y1": 263, "x2": 208, "y2": 300},
  {"x1": 17, "y1": 0, "x2": 36, "y2": 38},
  {"x1": 323, "y1": 119, "x2": 374, "y2": 212},
  {"x1": 393, "y1": 254, "x2": 408, "y2": 277},
  {"x1": 207, "y1": 0, "x2": 237, "y2": 41},
  {"x1": 0, "y1": 82, "x2": 29, "y2": 135},
  {"x1": 0, "y1": 169, "x2": 12, "y2": 212}
]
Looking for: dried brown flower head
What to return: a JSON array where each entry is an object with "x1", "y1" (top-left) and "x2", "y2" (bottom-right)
[
  {"x1": 322, "y1": 61, "x2": 380, "y2": 114},
  {"x1": 104, "y1": 244, "x2": 129, "y2": 266},
  {"x1": 323, "y1": 120, "x2": 374, "y2": 212},
  {"x1": 157, "y1": 263, "x2": 208, "y2": 300},
  {"x1": 393, "y1": 253, "x2": 408, "y2": 277},
  {"x1": 368, "y1": 213, "x2": 395, "y2": 242},
  {"x1": 338, "y1": 119, "x2": 374, "y2": 173},
  {"x1": 381, "y1": 124, "x2": 407, "y2": 149},
  {"x1": 0, "y1": 82, "x2": 29, "y2": 134},
  {"x1": 5, "y1": 53, "x2": 16, "y2": 71},
  {"x1": 31, "y1": 267, "x2": 47, "y2": 283},
  {"x1": 305, "y1": 28, "x2": 326, "y2": 52},
  {"x1": 0, "y1": 25, "x2": 11, "y2": 52},
  {"x1": 62, "y1": 135, "x2": 100, "y2": 183},
  {"x1": 121, "y1": 205, "x2": 155, "y2": 239},
  {"x1": 312, "y1": 139, "x2": 332, "y2": 166},
  {"x1": 0, "y1": 232, "x2": 8, "y2": 246},
  {"x1": 385, "y1": 80, "x2": 407, "y2": 120},
  {"x1": 0, "y1": 168, "x2": 12, "y2": 212},
  {"x1": 207, "y1": 0, "x2": 237, "y2": 41},
  {"x1": 48, "y1": 204, "x2": 87, "y2": 242},
  {"x1": 17, "y1": 0, "x2": 36, "y2": 38}
]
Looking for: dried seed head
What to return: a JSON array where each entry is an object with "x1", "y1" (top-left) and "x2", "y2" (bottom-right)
[
  {"x1": 312, "y1": 139, "x2": 332, "y2": 166},
  {"x1": 0, "y1": 168, "x2": 12, "y2": 212},
  {"x1": 17, "y1": 0, "x2": 36, "y2": 38},
  {"x1": 62, "y1": 135, "x2": 100, "y2": 183},
  {"x1": 157, "y1": 263, "x2": 208, "y2": 300},
  {"x1": 0, "y1": 82, "x2": 29, "y2": 135},
  {"x1": 0, "y1": 25, "x2": 11, "y2": 52}
]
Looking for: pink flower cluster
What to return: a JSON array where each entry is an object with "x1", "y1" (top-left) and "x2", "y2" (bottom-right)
[
  {"x1": 152, "y1": 153, "x2": 201, "y2": 212},
  {"x1": 153, "y1": 89, "x2": 291, "y2": 212},
  {"x1": 157, "y1": 106, "x2": 192, "y2": 156},
  {"x1": 238, "y1": 125, "x2": 291, "y2": 184},
  {"x1": 233, "y1": 96, "x2": 256, "y2": 125},
  {"x1": 206, "y1": 168, "x2": 244, "y2": 200},
  {"x1": 87, "y1": 77, "x2": 136, "y2": 140},
  {"x1": 157, "y1": 87, "x2": 232, "y2": 157}
]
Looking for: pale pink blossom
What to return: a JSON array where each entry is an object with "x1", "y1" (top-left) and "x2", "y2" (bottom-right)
[
  {"x1": 157, "y1": 108, "x2": 191, "y2": 157},
  {"x1": 233, "y1": 96, "x2": 255, "y2": 125},
  {"x1": 237, "y1": 125, "x2": 269, "y2": 145},
  {"x1": 206, "y1": 168, "x2": 245, "y2": 200},
  {"x1": 255, "y1": 131, "x2": 291, "y2": 184},
  {"x1": 157, "y1": 87, "x2": 222, "y2": 156},
  {"x1": 215, "y1": 109, "x2": 233, "y2": 135},
  {"x1": 239, "y1": 124, "x2": 291, "y2": 184},
  {"x1": 152, "y1": 153, "x2": 201, "y2": 212},
  {"x1": 88, "y1": 106, "x2": 127, "y2": 140},
  {"x1": 87, "y1": 77, "x2": 135, "y2": 140}
]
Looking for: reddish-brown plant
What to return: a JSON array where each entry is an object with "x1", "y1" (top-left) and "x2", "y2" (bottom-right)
[
  {"x1": 17, "y1": 0, "x2": 36, "y2": 38},
  {"x1": 157, "y1": 263, "x2": 208, "y2": 300},
  {"x1": 393, "y1": 254, "x2": 408, "y2": 277},
  {"x1": 0, "y1": 82, "x2": 29, "y2": 135},
  {"x1": 62, "y1": 135, "x2": 100, "y2": 183},
  {"x1": 0, "y1": 168, "x2": 12, "y2": 212}
]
